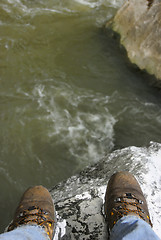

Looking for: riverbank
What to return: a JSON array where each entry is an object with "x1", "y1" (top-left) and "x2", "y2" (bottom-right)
[{"x1": 107, "y1": 0, "x2": 161, "y2": 84}]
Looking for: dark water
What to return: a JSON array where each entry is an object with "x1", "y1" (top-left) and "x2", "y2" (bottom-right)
[{"x1": 0, "y1": 0, "x2": 161, "y2": 232}]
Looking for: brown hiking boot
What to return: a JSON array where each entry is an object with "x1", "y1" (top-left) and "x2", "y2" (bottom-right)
[
  {"x1": 7, "y1": 186, "x2": 56, "y2": 240},
  {"x1": 104, "y1": 171, "x2": 152, "y2": 232}
]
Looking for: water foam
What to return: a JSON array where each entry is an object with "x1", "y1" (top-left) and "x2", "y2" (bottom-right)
[
  {"x1": 21, "y1": 81, "x2": 116, "y2": 167},
  {"x1": 0, "y1": 0, "x2": 125, "y2": 18},
  {"x1": 73, "y1": 0, "x2": 125, "y2": 9}
]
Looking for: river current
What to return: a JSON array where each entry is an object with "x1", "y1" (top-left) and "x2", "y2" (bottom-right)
[{"x1": 0, "y1": 0, "x2": 161, "y2": 234}]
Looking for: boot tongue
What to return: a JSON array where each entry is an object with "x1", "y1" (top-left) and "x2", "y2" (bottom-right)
[{"x1": 124, "y1": 200, "x2": 138, "y2": 212}]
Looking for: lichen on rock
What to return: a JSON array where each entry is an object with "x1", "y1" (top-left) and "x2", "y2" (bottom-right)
[{"x1": 50, "y1": 142, "x2": 161, "y2": 239}]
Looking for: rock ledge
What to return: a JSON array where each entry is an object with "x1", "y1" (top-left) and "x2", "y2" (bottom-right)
[{"x1": 108, "y1": 0, "x2": 161, "y2": 82}]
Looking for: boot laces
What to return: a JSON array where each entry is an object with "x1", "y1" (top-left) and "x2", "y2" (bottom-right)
[
  {"x1": 8, "y1": 206, "x2": 55, "y2": 232},
  {"x1": 112, "y1": 193, "x2": 152, "y2": 227}
]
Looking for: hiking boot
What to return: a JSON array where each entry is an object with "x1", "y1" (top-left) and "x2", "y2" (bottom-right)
[
  {"x1": 104, "y1": 171, "x2": 152, "y2": 231},
  {"x1": 7, "y1": 186, "x2": 56, "y2": 240}
]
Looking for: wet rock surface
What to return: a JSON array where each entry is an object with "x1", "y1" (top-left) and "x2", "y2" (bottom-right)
[
  {"x1": 108, "y1": 0, "x2": 161, "y2": 82},
  {"x1": 50, "y1": 142, "x2": 161, "y2": 239}
]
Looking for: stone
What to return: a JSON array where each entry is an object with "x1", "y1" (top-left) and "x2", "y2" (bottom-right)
[
  {"x1": 107, "y1": 0, "x2": 161, "y2": 83},
  {"x1": 50, "y1": 142, "x2": 161, "y2": 239}
]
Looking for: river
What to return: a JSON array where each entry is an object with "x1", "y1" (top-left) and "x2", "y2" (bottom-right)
[{"x1": 0, "y1": 0, "x2": 161, "y2": 233}]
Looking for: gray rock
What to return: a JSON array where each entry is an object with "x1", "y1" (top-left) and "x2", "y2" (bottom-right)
[
  {"x1": 50, "y1": 142, "x2": 161, "y2": 239},
  {"x1": 107, "y1": 0, "x2": 161, "y2": 83}
]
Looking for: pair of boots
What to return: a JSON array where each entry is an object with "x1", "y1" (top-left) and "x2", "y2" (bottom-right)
[{"x1": 7, "y1": 172, "x2": 152, "y2": 239}]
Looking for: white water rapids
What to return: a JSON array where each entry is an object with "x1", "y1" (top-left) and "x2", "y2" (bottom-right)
[{"x1": 0, "y1": 0, "x2": 161, "y2": 238}]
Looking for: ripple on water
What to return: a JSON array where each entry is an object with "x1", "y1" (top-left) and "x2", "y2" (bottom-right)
[{"x1": 30, "y1": 81, "x2": 116, "y2": 165}]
